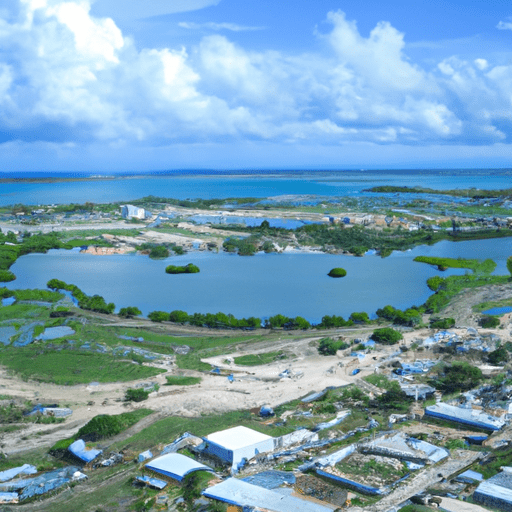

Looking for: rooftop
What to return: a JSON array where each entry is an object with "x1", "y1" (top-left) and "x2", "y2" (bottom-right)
[
  {"x1": 205, "y1": 426, "x2": 272, "y2": 451},
  {"x1": 145, "y1": 453, "x2": 213, "y2": 481}
]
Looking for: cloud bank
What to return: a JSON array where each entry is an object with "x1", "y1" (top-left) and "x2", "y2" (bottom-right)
[{"x1": 1, "y1": 0, "x2": 512, "y2": 169}]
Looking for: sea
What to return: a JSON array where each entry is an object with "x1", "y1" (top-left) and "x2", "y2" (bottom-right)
[{"x1": 1, "y1": 169, "x2": 511, "y2": 206}]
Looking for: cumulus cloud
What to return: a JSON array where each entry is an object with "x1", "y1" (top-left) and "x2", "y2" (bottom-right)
[
  {"x1": 179, "y1": 21, "x2": 264, "y2": 32},
  {"x1": 0, "y1": 2, "x2": 511, "y2": 153},
  {"x1": 497, "y1": 19, "x2": 512, "y2": 30}
]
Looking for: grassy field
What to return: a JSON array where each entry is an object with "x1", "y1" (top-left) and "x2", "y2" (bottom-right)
[
  {"x1": 165, "y1": 375, "x2": 202, "y2": 386},
  {"x1": 0, "y1": 346, "x2": 165, "y2": 385},
  {"x1": 234, "y1": 350, "x2": 286, "y2": 366}
]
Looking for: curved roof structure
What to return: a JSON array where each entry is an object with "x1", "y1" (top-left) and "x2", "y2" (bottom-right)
[{"x1": 145, "y1": 453, "x2": 213, "y2": 482}]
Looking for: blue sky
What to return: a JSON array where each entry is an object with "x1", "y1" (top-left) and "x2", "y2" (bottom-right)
[{"x1": 1, "y1": 0, "x2": 512, "y2": 171}]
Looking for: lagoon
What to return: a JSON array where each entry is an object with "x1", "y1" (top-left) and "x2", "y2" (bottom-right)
[{"x1": 6, "y1": 237, "x2": 512, "y2": 323}]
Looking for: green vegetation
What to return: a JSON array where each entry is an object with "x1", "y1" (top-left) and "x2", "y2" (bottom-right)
[
  {"x1": 0, "y1": 346, "x2": 164, "y2": 385},
  {"x1": 488, "y1": 346, "x2": 509, "y2": 365},
  {"x1": 147, "y1": 310, "x2": 169, "y2": 323},
  {"x1": 328, "y1": 267, "x2": 347, "y2": 278},
  {"x1": 371, "y1": 327, "x2": 403, "y2": 344},
  {"x1": 223, "y1": 236, "x2": 258, "y2": 256},
  {"x1": 349, "y1": 311, "x2": 370, "y2": 323},
  {"x1": 77, "y1": 410, "x2": 153, "y2": 441},
  {"x1": 376, "y1": 381, "x2": 412, "y2": 412},
  {"x1": 264, "y1": 314, "x2": 310, "y2": 330},
  {"x1": 480, "y1": 315, "x2": 501, "y2": 328},
  {"x1": 414, "y1": 255, "x2": 497, "y2": 273},
  {"x1": 47, "y1": 279, "x2": 115, "y2": 314},
  {"x1": 0, "y1": 270, "x2": 15, "y2": 282},
  {"x1": 365, "y1": 185, "x2": 512, "y2": 198},
  {"x1": 429, "y1": 317, "x2": 455, "y2": 329},
  {"x1": 125, "y1": 388, "x2": 150, "y2": 402},
  {"x1": 234, "y1": 350, "x2": 286, "y2": 366},
  {"x1": 118, "y1": 306, "x2": 142, "y2": 318},
  {"x1": 426, "y1": 275, "x2": 444, "y2": 291},
  {"x1": 318, "y1": 337, "x2": 349, "y2": 355},
  {"x1": 363, "y1": 374, "x2": 394, "y2": 390},
  {"x1": 165, "y1": 376, "x2": 201, "y2": 386},
  {"x1": 508, "y1": 256, "x2": 512, "y2": 277},
  {"x1": 432, "y1": 362, "x2": 483, "y2": 393},
  {"x1": 316, "y1": 315, "x2": 353, "y2": 329},
  {"x1": 376, "y1": 305, "x2": 422, "y2": 326},
  {"x1": 165, "y1": 263, "x2": 200, "y2": 274}
]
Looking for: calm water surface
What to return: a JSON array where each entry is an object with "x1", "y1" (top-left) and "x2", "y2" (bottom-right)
[{"x1": 7, "y1": 238, "x2": 512, "y2": 323}]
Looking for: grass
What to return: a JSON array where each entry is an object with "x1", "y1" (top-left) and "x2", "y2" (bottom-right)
[
  {"x1": 111, "y1": 409, "x2": 294, "y2": 453},
  {"x1": 234, "y1": 350, "x2": 286, "y2": 366},
  {"x1": 0, "y1": 304, "x2": 48, "y2": 321},
  {"x1": 363, "y1": 373, "x2": 393, "y2": 389},
  {"x1": 0, "y1": 346, "x2": 165, "y2": 385},
  {"x1": 473, "y1": 297, "x2": 512, "y2": 313},
  {"x1": 414, "y1": 256, "x2": 497, "y2": 274},
  {"x1": 165, "y1": 376, "x2": 202, "y2": 386}
]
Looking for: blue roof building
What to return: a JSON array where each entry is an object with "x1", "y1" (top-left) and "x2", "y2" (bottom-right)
[
  {"x1": 474, "y1": 467, "x2": 512, "y2": 511},
  {"x1": 145, "y1": 453, "x2": 213, "y2": 483}
]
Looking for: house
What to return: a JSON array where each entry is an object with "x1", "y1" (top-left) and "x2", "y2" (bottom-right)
[
  {"x1": 203, "y1": 426, "x2": 274, "y2": 468},
  {"x1": 474, "y1": 467, "x2": 512, "y2": 511},
  {"x1": 145, "y1": 453, "x2": 213, "y2": 483},
  {"x1": 120, "y1": 205, "x2": 148, "y2": 219}
]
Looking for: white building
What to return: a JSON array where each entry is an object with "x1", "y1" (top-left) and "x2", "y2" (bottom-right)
[
  {"x1": 121, "y1": 205, "x2": 147, "y2": 219},
  {"x1": 203, "y1": 426, "x2": 274, "y2": 468}
]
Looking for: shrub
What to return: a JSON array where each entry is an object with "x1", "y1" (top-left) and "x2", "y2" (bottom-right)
[
  {"x1": 0, "y1": 270, "x2": 15, "y2": 282},
  {"x1": 148, "y1": 311, "x2": 169, "y2": 322},
  {"x1": 125, "y1": 388, "x2": 149, "y2": 402},
  {"x1": 429, "y1": 317, "x2": 455, "y2": 329},
  {"x1": 169, "y1": 310, "x2": 190, "y2": 323},
  {"x1": 328, "y1": 268, "x2": 347, "y2": 278},
  {"x1": 479, "y1": 315, "x2": 500, "y2": 328},
  {"x1": 165, "y1": 263, "x2": 200, "y2": 274},
  {"x1": 318, "y1": 337, "x2": 348, "y2": 356},
  {"x1": 434, "y1": 362, "x2": 482, "y2": 393},
  {"x1": 349, "y1": 311, "x2": 370, "y2": 324},
  {"x1": 371, "y1": 327, "x2": 403, "y2": 345},
  {"x1": 149, "y1": 246, "x2": 169, "y2": 259},
  {"x1": 427, "y1": 276, "x2": 445, "y2": 291},
  {"x1": 316, "y1": 315, "x2": 353, "y2": 328},
  {"x1": 350, "y1": 246, "x2": 368, "y2": 256},
  {"x1": 118, "y1": 306, "x2": 142, "y2": 318},
  {"x1": 77, "y1": 410, "x2": 152, "y2": 441},
  {"x1": 488, "y1": 346, "x2": 509, "y2": 365}
]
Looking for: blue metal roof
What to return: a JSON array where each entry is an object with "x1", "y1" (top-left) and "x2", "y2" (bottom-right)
[
  {"x1": 68, "y1": 440, "x2": 102, "y2": 463},
  {"x1": 203, "y1": 478, "x2": 333, "y2": 512}
]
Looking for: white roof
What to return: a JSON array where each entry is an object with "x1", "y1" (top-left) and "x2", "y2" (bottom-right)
[
  {"x1": 205, "y1": 426, "x2": 272, "y2": 450},
  {"x1": 146, "y1": 453, "x2": 212, "y2": 480}
]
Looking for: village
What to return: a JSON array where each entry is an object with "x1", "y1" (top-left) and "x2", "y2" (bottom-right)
[{"x1": 1, "y1": 316, "x2": 512, "y2": 512}]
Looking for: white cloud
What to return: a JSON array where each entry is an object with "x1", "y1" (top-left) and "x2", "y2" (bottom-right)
[
  {"x1": 1, "y1": 1, "x2": 512, "y2": 155},
  {"x1": 497, "y1": 20, "x2": 512, "y2": 30},
  {"x1": 179, "y1": 21, "x2": 264, "y2": 32}
]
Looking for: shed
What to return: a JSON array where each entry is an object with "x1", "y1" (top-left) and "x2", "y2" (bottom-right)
[
  {"x1": 203, "y1": 426, "x2": 274, "y2": 467},
  {"x1": 135, "y1": 475, "x2": 167, "y2": 490},
  {"x1": 203, "y1": 478, "x2": 335, "y2": 512},
  {"x1": 425, "y1": 403, "x2": 506, "y2": 431},
  {"x1": 68, "y1": 440, "x2": 102, "y2": 463},
  {"x1": 145, "y1": 453, "x2": 213, "y2": 483},
  {"x1": 474, "y1": 467, "x2": 512, "y2": 511}
]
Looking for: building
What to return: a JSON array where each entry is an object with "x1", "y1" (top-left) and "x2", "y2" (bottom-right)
[
  {"x1": 145, "y1": 453, "x2": 213, "y2": 483},
  {"x1": 120, "y1": 205, "x2": 147, "y2": 219},
  {"x1": 425, "y1": 403, "x2": 506, "y2": 431},
  {"x1": 474, "y1": 467, "x2": 512, "y2": 511},
  {"x1": 203, "y1": 426, "x2": 274, "y2": 468}
]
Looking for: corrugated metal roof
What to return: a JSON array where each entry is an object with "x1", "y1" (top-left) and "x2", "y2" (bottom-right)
[
  {"x1": 203, "y1": 478, "x2": 334, "y2": 512},
  {"x1": 145, "y1": 453, "x2": 213, "y2": 482},
  {"x1": 425, "y1": 403, "x2": 506, "y2": 430},
  {"x1": 68, "y1": 440, "x2": 102, "y2": 463},
  {"x1": 205, "y1": 426, "x2": 272, "y2": 451}
]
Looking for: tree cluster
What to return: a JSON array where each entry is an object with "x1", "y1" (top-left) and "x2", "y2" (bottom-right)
[
  {"x1": 370, "y1": 327, "x2": 403, "y2": 344},
  {"x1": 376, "y1": 304, "x2": 422, "y2": 327},
  {"x1": 165, "y1": 263, "x2": 200, "y2": 274}
]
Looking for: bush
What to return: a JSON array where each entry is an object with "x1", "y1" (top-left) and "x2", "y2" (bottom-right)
[
  {"x1": 375, "y1": 305, "x2": 421, "y2": 327},
  {"x1": 371, "y1": 327, "x2": 403, "y2": 345},
  {"x1": 165, "y1": 263, "x2": 200, "y2": 274},
  {"x1": 350, "y1": 246, "x2": 368, "y2": 256},
  {"x1": 148, "y1": 311, "x2": 169, "y2": 322},
  {"x1": 169, "y1": 310, "x2": 190, "y2": 323},
  {"x1": 434, "y1": 362, "x2": 482, "y2": 393},
  {"x1": 316, "y1": 315, "x2": 353, "y2": 328},
  {"x1": 349, "y1": 311, "x2": 370, "y2": 324},
  {"x1": 149, "y1": 246, "x2": 169, "y2": 259},
  {"x1": 77, "y1": 410, "x2": 153, "y2": 441},
  {"x1": 480, "y1": 315, "x2": 500, "y2": 328},
  {"x1": 429, "y1": 317, "x2": 455, "y2": 329},
  {"x1": 125, "y1": 388, "x2": 149, "y2": 402},
  {"x1": 0, "y1": 270, "x2": 15, "y2": 282},
  {"x1": 118, "y1": 306, "x2": 142, "y2": 318},
  {"x1": 328, "y1": 268, "x2": 347, "y2": 278},
  {"x1": 427, "y1": 276, "x2": 445, "y2": 291},
  {"x1": 488, "y1": 346, "x2": 509, "y2": 365},
  {"x1": 318, "y1": 337, "x2": 348, "y2": 355}
]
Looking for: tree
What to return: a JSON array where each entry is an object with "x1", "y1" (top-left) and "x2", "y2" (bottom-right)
[
  {"x1": 148, "y1": 311, "x2": 169, "y2": 322},
  {"x1": 169, "y1": 310, "x2": 190, "y2": 323},
  {"x1": 479, "y1": 316, "x2": 500, "y2": 328},
  {"x1": 118, "y1": 306, "x2": 142, "y2": 318},
  {"x1": 318, "y1": 338, "x2": 348, "y2": 356},
  {"x1": 125, "y1": 388, "x2": 149, "y2": 402},
  {"x1": 435, "y1": 362, "x2": 482, "y2": 393},
  {"x1": 349, "y1": 311, "x2": 370, "y2": 324},
  {"x1": 376, "y1": 381, "x2": 412, "y2": 411},
  {"x1": 508, "y1": 256, "x2": 512, "y2": 278},
  {"x1": 371, "y1": 327, "x2": 403, "y2": 344},
  {"x1": 488, "y1": 346, "x2": 509, "y2": 365},
  {"x1": 328, "y1": 267, "x2": 347, "y2": 278}
]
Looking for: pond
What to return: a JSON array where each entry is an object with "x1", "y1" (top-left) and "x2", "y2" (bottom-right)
[{"x1": 6, "y1": 237, "x2": 512, "y2": 324}]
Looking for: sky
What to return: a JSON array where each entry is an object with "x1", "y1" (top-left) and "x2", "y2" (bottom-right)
[{"x1": 1, "y1": 0, "x2": 512, "y2": 171}]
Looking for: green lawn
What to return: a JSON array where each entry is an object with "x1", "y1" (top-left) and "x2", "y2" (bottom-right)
[
  {"x1": 0, "y1": 346, "x2": 165, "y2": 385},
  {"x1": 234, "y1": 350, "x2": 286, "y2": 366}
]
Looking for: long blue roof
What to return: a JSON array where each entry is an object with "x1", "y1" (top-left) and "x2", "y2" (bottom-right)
[{"x1": 145, "y1": 453, "x2": 213, "y2": 482}]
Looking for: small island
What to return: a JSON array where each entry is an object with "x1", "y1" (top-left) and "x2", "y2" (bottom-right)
[
  {"x1": 165, "y1": 263, "x2": 200, "y2": 274},
  {"x1": 328, "y1": 267, "x2": 347, "y2": 278}
]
